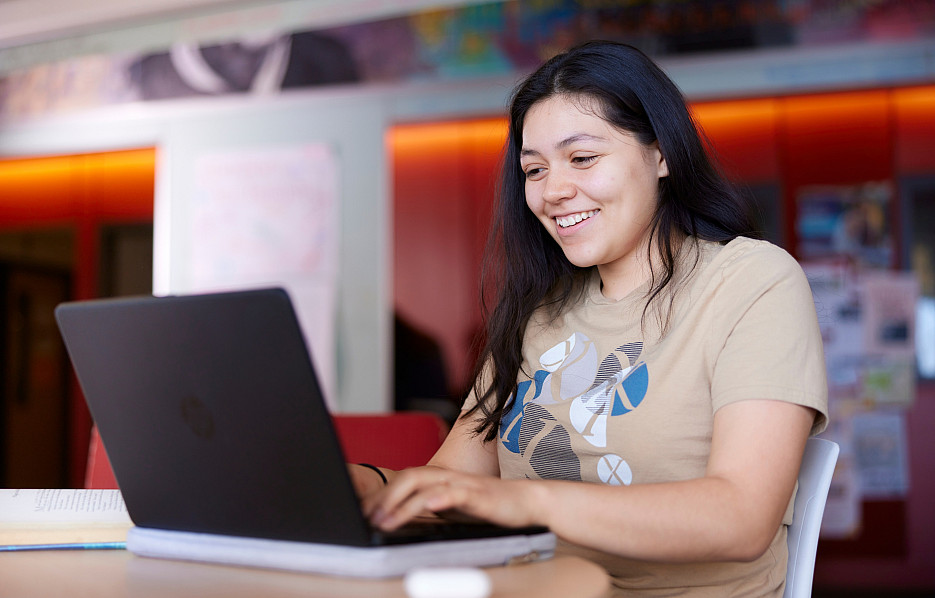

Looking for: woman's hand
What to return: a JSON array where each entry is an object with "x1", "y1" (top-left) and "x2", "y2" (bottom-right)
[{"x1": 361, "y1": 465, "x2": 548, "y2": 531}]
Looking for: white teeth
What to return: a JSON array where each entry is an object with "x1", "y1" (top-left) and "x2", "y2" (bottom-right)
[{"x1": 556, "y1": 210, "x2": 597, "y2": 228}]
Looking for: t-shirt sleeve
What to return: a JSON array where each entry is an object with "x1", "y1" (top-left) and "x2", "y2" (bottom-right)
[
  {"x1": 709, "y1": 242, "x2": 829, "y2": 435},
  {"x1": 460, "y1": 357, "x2": 495, "y2": 413}
]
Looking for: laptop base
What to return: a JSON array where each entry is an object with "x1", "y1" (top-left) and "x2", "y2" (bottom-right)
[{"x1": 127, "y1": 526, "x2": 556, "y2": 578}]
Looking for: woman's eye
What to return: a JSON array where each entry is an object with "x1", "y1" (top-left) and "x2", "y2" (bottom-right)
[
  {"x1": 524, "y1": 167, "x2": 544, "y2": 179},
  {"x1": 572, "y1": 155, "x2": 598, "y2": 165}
]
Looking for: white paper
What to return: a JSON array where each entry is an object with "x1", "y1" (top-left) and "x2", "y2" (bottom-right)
[
  {"x1": 852, "y1": 411, "x2": 910, "y2": 499},
  {"x1": 861, "y1": 271, "x2": 918, "y2": 359},
  {"x1": 188, "y1": 143, "x2": 340, "y2": 403},
  {"x1": 0, "y1": 489, "x2": 130, "y2": 524},
  {"x1": 805, "y1": 262, "x2": 863, "y2": 391}
]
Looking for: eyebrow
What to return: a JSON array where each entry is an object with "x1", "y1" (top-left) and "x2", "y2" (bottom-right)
[{"x1": 520, "y1": 133, "x2": 609, "y2": 158}]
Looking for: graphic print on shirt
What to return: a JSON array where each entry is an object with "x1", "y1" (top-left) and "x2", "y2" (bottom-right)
[{"x1": 500, "y1": 332, "x2": 648, "y2": 485}]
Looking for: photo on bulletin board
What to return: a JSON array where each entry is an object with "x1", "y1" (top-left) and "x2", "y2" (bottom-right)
[
  {"x1": 796, "y1": 181, "x2": 893, "y2": 269},
  {"x1": 900, "y1": 175, "x2": 935, "y2": 379}
]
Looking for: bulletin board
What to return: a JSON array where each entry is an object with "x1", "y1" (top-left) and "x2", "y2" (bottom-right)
[{"x1": 798, "y1": 180, "x2": 920, "y2": 555}]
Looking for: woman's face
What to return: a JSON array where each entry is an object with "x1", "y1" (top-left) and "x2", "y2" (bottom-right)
[{"x1": 521, "y1": 95, "x2": 668, "y2": 293}]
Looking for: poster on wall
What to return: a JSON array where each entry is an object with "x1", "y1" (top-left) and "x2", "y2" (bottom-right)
[
  {"x1": 796, "y1": 181, "x2": 893, "y2": 269},
  {"x1": 860, "y1": 271, "x2": 919, "y2": 409},
  {"x1": 852, "y1": 411, "x2": 911, "y2": 499},
  {"x1": 189, "y1": 142, "x2": 339, "y2": 404}
]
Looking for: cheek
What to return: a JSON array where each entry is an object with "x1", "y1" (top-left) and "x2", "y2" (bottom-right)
[
  {"x1": 524, "y1": 184, "x2": 542, "y2": 215},
  {"x1": 591, "y1": 168, "x2": 656, "y2": 211},
  {"x1": 577, "y1": 166, "x2": 621, "y2": 196}
]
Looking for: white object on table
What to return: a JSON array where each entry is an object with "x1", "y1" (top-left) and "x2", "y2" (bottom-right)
[{"x1": 404, "y1": 567, "x2": 492, "y2": 598}]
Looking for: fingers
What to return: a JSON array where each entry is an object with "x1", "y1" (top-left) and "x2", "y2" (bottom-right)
[
  {"x1": 362, "y1": 467, "x2": 475, "y2": 531},
  {"x1": 361, "y1": 468, "x2": 544, "y2": 532}
]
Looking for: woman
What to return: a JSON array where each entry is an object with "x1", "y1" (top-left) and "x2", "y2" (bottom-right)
[{"x1": 354, "y1": 40, "x2": 828, "y2": 596}]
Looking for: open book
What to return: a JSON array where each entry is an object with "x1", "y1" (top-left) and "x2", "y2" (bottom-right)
[{"x1": 0, "y1": 488, "x2": 133, "y2": 550}]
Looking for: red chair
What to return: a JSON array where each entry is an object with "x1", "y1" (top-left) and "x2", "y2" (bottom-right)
[
  {"x1": 331, "y1": 412, "x2": 449, "y2": 470},
  {"x1": 84, "y1": 411, "x2": 449, "y2": 489}
]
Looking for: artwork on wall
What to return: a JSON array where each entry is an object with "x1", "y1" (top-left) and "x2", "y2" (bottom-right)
[
  {"x1": 2, "y1": 0, "x2": 934, "y2": 120},
  {"x1": 796, "y1": 181, "x2": 894, "y2": 269},
  {"x1": 189, "y1": 142, "x2": 340, "y2": 404},
  {"x1": 130, "y1": 32, "x2": 361, "y2": 101}
]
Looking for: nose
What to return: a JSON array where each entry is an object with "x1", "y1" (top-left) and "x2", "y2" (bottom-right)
[{"x1": 541, "y1": 168, "x2": 575, "y2": 203}]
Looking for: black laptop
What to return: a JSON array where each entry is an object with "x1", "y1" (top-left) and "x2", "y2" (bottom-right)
[{"x1": 55, "y1": 288, "x2": 553, "y2": 577}]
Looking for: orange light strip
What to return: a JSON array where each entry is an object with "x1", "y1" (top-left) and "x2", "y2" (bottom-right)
[{"x1": 0, "y1": 148, "x2": 155, "y2": 223}]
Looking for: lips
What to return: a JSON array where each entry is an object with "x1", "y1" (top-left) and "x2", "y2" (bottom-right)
[{"x1": 555, "y1": 209, "x2": 598, "y2": 228}]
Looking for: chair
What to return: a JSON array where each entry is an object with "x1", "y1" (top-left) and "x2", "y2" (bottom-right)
[
  {"x1": 331, "y1": 411, "x2": 448, "y2": 470},
  {"x1": 784, "y1": 437, "x2": 840, "y2": 598},
  {"x1": 85, "y1": 411, "x2": 449, "y2": 489}
]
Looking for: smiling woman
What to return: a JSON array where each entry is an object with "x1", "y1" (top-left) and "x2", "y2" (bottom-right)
[
  {"x1": 520, "y1": 94, "x2": 669, "y2": 300},
  {"x1": 358, "y1": 41, "x2": 828, "y2": 598}
]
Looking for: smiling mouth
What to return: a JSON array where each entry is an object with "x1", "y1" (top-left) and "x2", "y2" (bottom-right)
[{"x1": 556, "y1": 210, "x2": 599, "y2": 228}]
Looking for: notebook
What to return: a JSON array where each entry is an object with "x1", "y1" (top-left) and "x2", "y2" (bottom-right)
[{"x1": 54, "y1": 287, "x2": 554, "y2": 578}]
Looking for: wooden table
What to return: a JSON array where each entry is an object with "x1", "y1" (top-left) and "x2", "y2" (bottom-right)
[{"x1": 0, "y1": 549, "x2": 610, "y2": 598}]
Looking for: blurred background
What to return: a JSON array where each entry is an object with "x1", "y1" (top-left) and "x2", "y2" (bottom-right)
[{"x1": 0, "y1": 1, "x2": 933, "y2": 594}]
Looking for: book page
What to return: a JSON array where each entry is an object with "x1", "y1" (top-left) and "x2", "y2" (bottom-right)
[
  {"x1": 0, "y1": 489, "x2": 132, "y2": 548},
  {"x1": 0, "y1": 489, "x2": 131, "y2": 524}
]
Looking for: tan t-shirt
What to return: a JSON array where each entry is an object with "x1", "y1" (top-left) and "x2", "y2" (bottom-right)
[{"x1": 487, "y1": 237, "x2": 828, "y2": 597}]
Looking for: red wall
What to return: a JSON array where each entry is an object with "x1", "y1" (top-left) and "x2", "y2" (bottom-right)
[
  {"x1": 0, "y1": 148, "x2": 156, "y2": 487},
  {"x1": 391, "y1": 119, "x2": 505, "y2": 394}
]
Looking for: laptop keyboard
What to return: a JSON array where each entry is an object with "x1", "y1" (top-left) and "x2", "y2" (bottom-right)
[{"x1": 372, "y1": 519, "x2": 548, "y2": 546}]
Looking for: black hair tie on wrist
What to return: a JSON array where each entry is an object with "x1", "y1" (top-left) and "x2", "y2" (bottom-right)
[{"x1": 358, "y1": 463, "x2": 387, "y2": 485}]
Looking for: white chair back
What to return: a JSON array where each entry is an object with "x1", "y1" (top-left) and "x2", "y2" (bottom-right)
[{"x1": 784, "y1": 437, "x2": 840, "y2": 598}]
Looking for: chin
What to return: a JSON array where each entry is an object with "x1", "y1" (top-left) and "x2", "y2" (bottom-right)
[{"x1": 560, "y1": 252, "x2": 598, "y2": 269}]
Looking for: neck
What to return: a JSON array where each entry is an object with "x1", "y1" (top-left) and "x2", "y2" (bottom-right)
[
  {"x1": 597, "y1": 257, "x2": 652, "y2": 301},
  {"x1": 596, "y1": 232, "x2": 686, "y2": 301}
]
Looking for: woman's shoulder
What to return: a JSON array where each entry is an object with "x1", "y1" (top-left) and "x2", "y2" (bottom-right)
[
  {"x1": 683, "y1": 237, "x2": 812, "y2": 306},
  {"x1": 702, "y1": 236, "x2": 803, "y2": 279}
]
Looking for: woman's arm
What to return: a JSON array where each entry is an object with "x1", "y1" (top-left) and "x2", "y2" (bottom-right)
[
  {"x1": 364, "y1": 398, "x2": 814, "y2": 563},
  {"x1": 538, "y1": 399, "x2": 813, "y2": 562},
  {"x1": 428, "y1": 411, "x2": 501, "y2": 475}
]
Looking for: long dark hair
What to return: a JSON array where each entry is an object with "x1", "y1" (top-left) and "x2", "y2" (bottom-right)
[{"x1": 465, "y1": 40, "x2": 761, "y2": 441}]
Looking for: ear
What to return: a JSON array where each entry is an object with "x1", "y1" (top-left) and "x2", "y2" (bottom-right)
[{"x1": 652, "y1": 142, "x2": 669, "y2": 178}]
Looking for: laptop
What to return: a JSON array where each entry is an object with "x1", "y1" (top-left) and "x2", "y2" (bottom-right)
[{"x1": 54, "y1": 287, "x2": 554, "y2": 578}]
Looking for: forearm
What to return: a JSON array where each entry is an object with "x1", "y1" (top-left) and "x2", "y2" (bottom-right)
[
  {"x1": 348, "y1": 463, "x2": 400, "y2": 497},
  {"x1": 532, "y1": 476, "x2": 782, "y2": 563}
]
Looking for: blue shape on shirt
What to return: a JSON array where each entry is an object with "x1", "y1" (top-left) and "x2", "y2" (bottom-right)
[
  {"x1": 533, "y1": 368, "x2": 549, "y2": 397},
  {"x1": 624, "y1": 363, "x2": 648, "y2": 406},
  {"x1": 500, "y1": 379, "x2": 530, "y2": 453},
  {"x1": 612, "y1": 390, "x2": 630, "y2": 416},
  {"x1": 612, "y1": 363, "x2": 649, "y2": 416}
]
